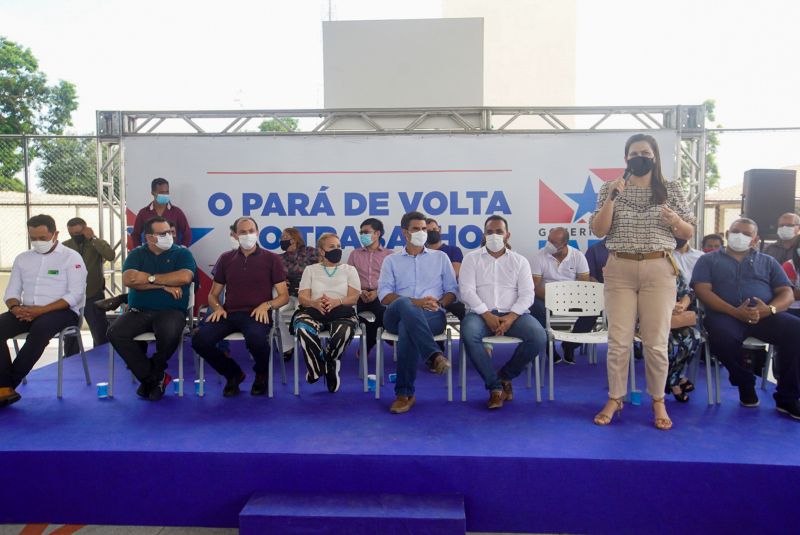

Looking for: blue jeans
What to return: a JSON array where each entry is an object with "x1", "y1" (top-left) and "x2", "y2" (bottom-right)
[
  {"x1": 461, "y1": 311, "x2": 547, "y2": 391},
  {"x1": 383, "y1": 297, "x2": 446, "y2": 397}
]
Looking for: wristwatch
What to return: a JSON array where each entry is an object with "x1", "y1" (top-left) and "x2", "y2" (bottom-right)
[
  {"x1": 769, "y1": 305, "x2": 777, "y2": 315},
  {"x1": 147, "y1": 275, "x2": 156, "y2": 284}
]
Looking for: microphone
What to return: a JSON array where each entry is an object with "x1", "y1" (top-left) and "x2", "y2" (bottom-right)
[{"x1": 610, "y1": 168, "x2": 632, "y2": 200}]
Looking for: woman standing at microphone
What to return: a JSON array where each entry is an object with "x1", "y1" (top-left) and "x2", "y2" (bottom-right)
[{"x1": 589, "y1": 134, "x2": 695, "y2": 430}]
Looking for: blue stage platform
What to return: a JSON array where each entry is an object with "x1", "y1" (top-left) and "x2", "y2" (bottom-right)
[{"x1": 2, "y1": 340, "x2": 799, "y2": 534}]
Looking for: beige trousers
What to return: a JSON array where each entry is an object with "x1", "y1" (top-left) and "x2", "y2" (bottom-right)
[{"x1": 603, "y1": 255, "x2": 677, "y2": 399}]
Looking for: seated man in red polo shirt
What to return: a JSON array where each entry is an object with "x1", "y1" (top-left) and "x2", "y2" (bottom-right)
[
  {"x1": 131, "y1": 177, "x2": 192, "y2": 248},
  {"x1": 191, "y1": 217, "x2": 290, "y2": 397}
]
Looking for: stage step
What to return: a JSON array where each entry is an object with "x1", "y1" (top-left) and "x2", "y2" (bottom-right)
[{"x1": 239, "y1": 491, "x2": 466, "y2": 535}]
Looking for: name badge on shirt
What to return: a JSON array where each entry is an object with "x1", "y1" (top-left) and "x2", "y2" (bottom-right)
[{"x1": 47, "y1": 269, "x2": 60, "y2": 275}]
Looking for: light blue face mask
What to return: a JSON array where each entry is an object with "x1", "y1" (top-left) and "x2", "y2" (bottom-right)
[
  {"x1": 359, "y1": 232, "x2": 373, "y2": 247},
  {"x1": 155, "y1": 194, "x2": 170, "y2": 205}
]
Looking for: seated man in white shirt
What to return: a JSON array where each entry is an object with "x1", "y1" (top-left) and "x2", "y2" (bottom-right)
[
  {"x1": 530, "y1": 227, "x2": 591, "y2": 364},
  {"x1": 0, "y1": 215, "x2": 87, "y2": 407},
  {"x1": 460, "y1": 216, "x2": 547, "y2": 409}
]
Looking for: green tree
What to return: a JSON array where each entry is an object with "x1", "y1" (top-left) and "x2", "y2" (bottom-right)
[
  {"x1": 258, "y1": 117, "x2": 299, "y2": 132},
  {"x1": 0, "y1": 36, "x2": 78, "y2": 191},
  {"x1": 704, "y1": 99, "x2": 721, "y2": 190},
  {"x1": 37, "y1": 136, "x2": 97, "y2": 196}
]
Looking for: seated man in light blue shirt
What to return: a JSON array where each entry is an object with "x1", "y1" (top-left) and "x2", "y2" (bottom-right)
[
  {"x1": 378, "y1": 211, "x2": 458, "y2": 414},
  {"x1": 459, "y1": 215, "x2": 546, "y2": 409}
]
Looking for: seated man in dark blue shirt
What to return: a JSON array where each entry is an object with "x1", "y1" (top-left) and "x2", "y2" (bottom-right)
[
  {"x1": 107, "y1": 216, "x2": 197, "y2": 401},
  {"x1": 692, "y1": 218, "x2": 800, "y2": 419}
]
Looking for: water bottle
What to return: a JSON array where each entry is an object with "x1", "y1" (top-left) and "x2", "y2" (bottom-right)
[
  {"x1": 367, "y1": 374, "x2": 376, "y2": 392},
  {"x1": 96, "y1": 382, "x2": 109, "y2": 399}
]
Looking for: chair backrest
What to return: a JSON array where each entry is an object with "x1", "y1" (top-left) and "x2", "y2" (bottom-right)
[
  {"x1": 186, "y1": 282, "x2": 196, "y2": 327},
  {"x1": 544, "y1": 281, "x2": 604, "y2": 317}
]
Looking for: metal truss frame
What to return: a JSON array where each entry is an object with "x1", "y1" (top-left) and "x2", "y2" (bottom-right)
[{"x1": 96, "y1": 105, "x2": 706, "y2": 280}]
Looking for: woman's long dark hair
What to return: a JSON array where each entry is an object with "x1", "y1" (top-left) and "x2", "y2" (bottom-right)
[{"x1": 624, "y1": 133, "x2": 668, "y2": 205}]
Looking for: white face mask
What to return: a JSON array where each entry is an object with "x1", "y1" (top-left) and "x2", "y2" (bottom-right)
[
  {"x1": 31, "y1": 238, "x2": 54, "y2": 254},
  {"x1": 777, "y1": 226, "x2": 797, "y2": 241},
  {"x1": 229, "y1": 236, "x2": 240, "y2": 250},
  {"x1": 727, "y1": 232, "x2": 753, "y2": 252},
  {"x1": 485, "y1": 234, "x2": 506, "y2": 253},
  {"x1": 543, "y1": 241, "x2": 558, "y2": 255},
  {"x1": 409, "y1": 230, "x2": 427, "y2": 247},
  {"x1": 155, "y1": 234, "x2": 174, "y2": 251},
  {"x1": 238, "y1": 233, "x2": 258, "y2": 250}
]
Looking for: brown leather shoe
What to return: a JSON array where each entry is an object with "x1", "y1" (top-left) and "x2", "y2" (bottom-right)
[
  {"x1": 430, "y1": 353, "x2": 451, "y2": 375},
  {"x1": 501, "y1": 380, "x2": 513, "y2": 401},
  {"x1": 0, "y1": 387, "x2": 21, "y2": 408},
  {"x1": 487, "y1": 389, "x2": 507, "y2": 409},
  {"x1": 389, "y1": 395, "x2": 416, "y2": 414}
]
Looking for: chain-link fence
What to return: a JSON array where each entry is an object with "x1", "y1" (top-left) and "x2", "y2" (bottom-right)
[{"x1": 0, "y1": 135, "x2": 119, "y2": 270}]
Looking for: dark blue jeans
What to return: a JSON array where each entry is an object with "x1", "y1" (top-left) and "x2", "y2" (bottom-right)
[
  {"x1": 461, "y1": 311, "x2": 547, "y2": 391},
  {"x1": 191, "y1": 311, "x2": 273, "y2": 379},
  {"x1": 383, "y1": 297, "x2": 446, "y2": 397},
  {"x1": 704, "y1": 311, "x2": 800, "y2": 401}
]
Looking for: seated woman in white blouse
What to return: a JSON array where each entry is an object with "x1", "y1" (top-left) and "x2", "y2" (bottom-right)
[{"x1": 294, "y1": 233, "x2": 361, "y2": 393}]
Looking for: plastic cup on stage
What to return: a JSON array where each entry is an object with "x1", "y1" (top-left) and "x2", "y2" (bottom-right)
[
  {"x1": 173, "y1": 378, "x2": 181, "y2": 394},
  {"x1": 97, "y1": 382, "x2": 109, "y2": 399},
  {"x1": 367, "y1": 374, "x2": 376, "y2": 392},
  {"x1": 194, "y1": 379, "x2": 205, "y2": 395},
  {"x1": 630, "y1": 389, "x2": 642, "y2": 406},
  {"x1": 388, "y1": 373, "x2": 397, "y2": 383}
]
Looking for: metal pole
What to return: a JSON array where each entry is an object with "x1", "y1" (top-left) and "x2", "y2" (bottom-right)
[{"x1": 22, "y1": 136, "x2": 31, "y2": 241}]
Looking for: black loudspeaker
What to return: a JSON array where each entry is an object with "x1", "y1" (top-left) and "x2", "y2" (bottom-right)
[{"x1": 741, "y1": 169, "x2": 797, "y2": 240}]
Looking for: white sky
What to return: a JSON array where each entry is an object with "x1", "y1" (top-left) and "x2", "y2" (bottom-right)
[{"x1": 2, "y1": 0, "x2": 799, "y2": 188}]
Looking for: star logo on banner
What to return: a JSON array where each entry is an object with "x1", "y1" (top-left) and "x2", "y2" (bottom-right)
[{"x1": 566, "y1": 177, "x2": 597, "y2": 223}]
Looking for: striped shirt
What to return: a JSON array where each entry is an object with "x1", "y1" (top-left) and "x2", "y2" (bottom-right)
[{"x1": 589, "y1": 180, "x2": 695, "y2": 253}]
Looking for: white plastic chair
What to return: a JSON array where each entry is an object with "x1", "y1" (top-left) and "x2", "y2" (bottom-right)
[
  {"x1": 692, "y1": 334, "x2": 774, "y2": 406},
  {"x1": 459, "y1": 335, "x2": 540, "y2": 403},
  {"x1": 374, "y1": 325, "x2": 454, "y2": 401},
  {"x1": 543, "y1": 281, "x2": 608, "y2": 400},
  {"x1": 13, "y1": 306, "x2": 90, "y2": 398},
  {"x1": 107, "y1": 283, "x2": 195, "y2": 398}
]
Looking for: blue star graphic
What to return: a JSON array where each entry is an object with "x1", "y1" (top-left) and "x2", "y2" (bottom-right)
[{"x1": 566, "y1": 177, "x2": 597, "y2": 223}]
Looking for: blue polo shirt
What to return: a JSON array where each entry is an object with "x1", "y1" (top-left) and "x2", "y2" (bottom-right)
[
  {"x1": 123, "y1": 245, "x2": 197, "y2": 311},
  {"x1": 690, "y1": 249, "x2": 790, "y2": 316}
]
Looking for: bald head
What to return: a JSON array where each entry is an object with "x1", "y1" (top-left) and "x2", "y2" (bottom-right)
[{"x1": 777, "y1": 212, "x2": 800, "y2": 241}]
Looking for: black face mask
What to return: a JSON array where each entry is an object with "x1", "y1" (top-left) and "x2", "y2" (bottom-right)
[
  {"x1": 426, "y1": 231, "x2": 441, "y2": 245},
  {"x1": 279, "y1": 239, "x2": 292, "y2": 251},
  {"x1": 627, "y1": 156, "x2": 655, "y2": 177},
  {"x1": 70, "y1": 234, "x2": 86, "y2": 244},
  {"x1": 675, "y1": 238, "x2": 688, "y2": 249},
  {"x1": 324, "y1": 248, "x2": 343, "y2": 264}
]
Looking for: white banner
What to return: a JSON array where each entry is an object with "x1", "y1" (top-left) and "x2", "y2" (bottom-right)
[{"x1": 123, "y1": 132, "x2": 678, "y2": 286}]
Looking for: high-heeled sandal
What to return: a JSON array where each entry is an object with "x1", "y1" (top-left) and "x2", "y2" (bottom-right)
[
  {"x1": 593, "y1": 397, "x2": 623, "y2": 426},
  {"x1": 652, "y1": 397, "x2": 673, "y2": 430},
  {"x1": 679, "y1": 379, "x2": 695, "y2": 393}
]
